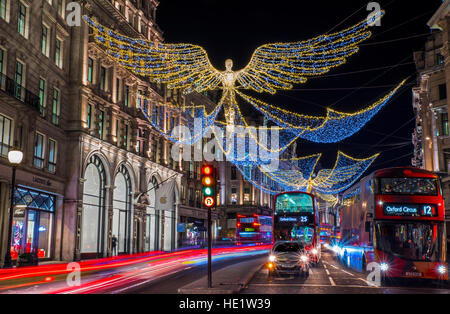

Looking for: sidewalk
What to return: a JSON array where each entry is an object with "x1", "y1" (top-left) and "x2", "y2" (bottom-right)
[{"x1": 178, "y1": 256, "x2": 266, "y2": 294}]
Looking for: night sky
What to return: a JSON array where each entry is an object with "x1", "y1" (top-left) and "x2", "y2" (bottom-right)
[{"x1": 156, "y1": 0, "x2": 443, "y2": 172}]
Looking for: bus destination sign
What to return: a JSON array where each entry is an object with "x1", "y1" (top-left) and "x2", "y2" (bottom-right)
[
  {"x1": 383, "y1": 203, "x2": 437, "y2": 217},
  {"x1": 277, "y1": 213, "x2": 314, "y2": 224}
]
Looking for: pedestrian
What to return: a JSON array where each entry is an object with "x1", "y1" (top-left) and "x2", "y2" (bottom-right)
[{"x1": 112, "y1": 235, "x2": 117, "y2": 256}]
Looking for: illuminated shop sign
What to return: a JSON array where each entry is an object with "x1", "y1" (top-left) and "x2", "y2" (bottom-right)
[{"x1": 383, "y1": 204, "x2": 437, "y2": 217}]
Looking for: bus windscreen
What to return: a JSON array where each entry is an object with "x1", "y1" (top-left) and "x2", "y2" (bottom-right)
[
  {"x1": 379, "y1": 177, "x2": 438, "y2": 196},
  {"x1": 274, "y1": 193, "x2": 315, "y2": 244},
  {"x1": 275, "y1": 193, "x2": 313, "y2": 213}
]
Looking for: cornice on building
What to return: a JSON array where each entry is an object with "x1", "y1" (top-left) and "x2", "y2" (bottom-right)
[{"x1": 428, "y1": 0, "x2": 450, "y2": 30}]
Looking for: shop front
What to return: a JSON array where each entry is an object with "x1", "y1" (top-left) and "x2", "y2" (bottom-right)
[
  {"x1": 10, "y1": 186, "x2": 55, "y2": 261},
  {"x1": 184, "y1": 217, "x2": 206, "y2": 247}
]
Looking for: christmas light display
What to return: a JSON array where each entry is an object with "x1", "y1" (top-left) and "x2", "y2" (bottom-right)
[
  {"x1": 235, "y1": 79, "x2": 406, "y2": 143},
  {"x1": 83, "y1": 11, "x2": 384, "y2": 126},
  {"x1": 138, "y1": 96, "x2": 222, "y2": 145},
  {"x1": 235, "y1": 152, "x2": 378, "y2": 197}
]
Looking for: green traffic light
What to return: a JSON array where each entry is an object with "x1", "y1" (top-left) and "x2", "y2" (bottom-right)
[{"x1": 203, "y1": 187, "x2": 213, "y2": 196}]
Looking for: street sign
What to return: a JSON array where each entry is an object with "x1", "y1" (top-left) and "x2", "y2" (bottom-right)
[{"x1": 203, "y1": 196, "x2": 215, "y2": 208}]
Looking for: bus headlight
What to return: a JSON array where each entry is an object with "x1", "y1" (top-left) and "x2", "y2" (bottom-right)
[
  {"x1": 311, "y1": 248, "x2": 318, "y2": 255},
  {"x1": 380, "y1": 262, "x2": 389, "y2": 272},
  {"x1": 438, "y1": 265, "x2": 447, "y2": 275},
  {"x1": 269, "y1": 255, "x2": 276, "y2": 262},
  {"x1": 300, "y1": 255, "x2": 309, "y2": 263}
]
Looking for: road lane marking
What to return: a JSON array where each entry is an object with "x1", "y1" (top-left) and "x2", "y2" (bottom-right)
[
  {"x1": 328, "y1": 276, "x2": 336, "y2": 286},
  {"x1": 326, "y1": 263, "x2": 338, "y2": 269},
  {"x1": 248, "y1": 283, "x2": 378, "y2": 288},
  {"x1": 323, "y1": 261, "x2": 355, "y2": 276}
]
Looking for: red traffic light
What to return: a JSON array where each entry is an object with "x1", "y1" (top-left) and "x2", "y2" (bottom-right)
[{"x1": 201, "y1": 165, "x2": 213, "y2": 175}]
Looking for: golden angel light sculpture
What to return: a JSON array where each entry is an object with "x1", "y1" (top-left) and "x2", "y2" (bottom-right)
[{"x1": 83, "y1": 11, "x2": 394, "y2": 131}]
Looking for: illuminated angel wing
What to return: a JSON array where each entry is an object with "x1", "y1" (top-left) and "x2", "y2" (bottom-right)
[
  {"x1": 237, "y1": 11, "x2": 384, "y2": 94},
  {"x1": 84, "y1": 16, "x2": 222, "y2": 94}
]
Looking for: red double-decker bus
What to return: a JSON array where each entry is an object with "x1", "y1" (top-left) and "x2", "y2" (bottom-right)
[
  {"x1": 338, "y1": 167, "x2": 447, "y2": 282},
  {"x1": 236, "y1": 214, "x2": 273, "y2": 244},
  {"x1": 273, "y1": 192, "x2": 321, "y2": 264}
]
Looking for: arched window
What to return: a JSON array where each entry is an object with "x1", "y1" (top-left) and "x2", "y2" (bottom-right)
[
  {"x1": 112, "y1": 164, "x2": 132, "y2": 254},
  {"x1": 81, "y1": 155, "x2": 106, "y2": 255}
]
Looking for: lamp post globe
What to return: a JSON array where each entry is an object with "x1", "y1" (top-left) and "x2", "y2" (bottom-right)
[
  {"x1": 8, "y1": 149, "x2": 23, "y2": 165},
  {"x1": 3, "y1": 148, "x2": 22, "y2": 268}
]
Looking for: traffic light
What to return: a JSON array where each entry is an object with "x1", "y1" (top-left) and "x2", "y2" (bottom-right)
[{"x1": 201, "y1": 164, "x2": 216, "y2": 208}]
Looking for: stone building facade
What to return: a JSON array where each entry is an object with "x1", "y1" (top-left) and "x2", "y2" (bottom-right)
[
  {"x1": 413, "y1": 0, "x2": 450, "y2": 234},
  {"x1": 0, "y1": 0, "x2": 221, "y2": 264}
]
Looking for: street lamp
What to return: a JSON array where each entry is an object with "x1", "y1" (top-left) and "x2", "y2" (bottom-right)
[{"x1": 3, "y1": 147, "x2": 23, "y2": 268}]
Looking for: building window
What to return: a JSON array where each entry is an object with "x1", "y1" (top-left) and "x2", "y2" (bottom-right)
[
  {"x1": 12, "y1": 187, "x2": 56, "y2": 259},
  {"x1": 244, "y1": 187, "x2": 250, "y2": 202},
  {"x1": 18, "y1": 2, "x2": 27, "y2": 37},
  {"x1": 0, "y1": 48, "x2": 4, "y2": 75},
  {"x1": 55, "y1": 37, "x2": 62, "y2": 68},
  {"x1": 14, "y1": 60, "x2": 24, "y2": 99},
  {"x1": 231, "y1": 166, "x2": 237, "y2": 180},
  {"x1": 136, "y1": 139, "x2": 141, "y2": 154},
  {"x1": 124, "y1": 85, "x2": 129, "y2": 107},
  {"x1": 439, "y1": 84, "x2": 447, "y2": 100},
  {"x1": 48, "y1": 139, "x2": 57, "y2": 173},
  {"x1": 57, "y1": 0, "x2": 64, "y2": 16},
  {"x1": 437, "y1": 53, "x2": 445, "y2": 65},
  {"x1": 116, "y1": 78, "x2": 120, "y2": 102},
  {"x1": 442, "y1": 112, "x2": 449, "y2": 136},
  {"x1": 231, "y1": 187, "x2": 237, "y2": 204},
  {"x1": 52, "y1": 88, "x2": 60, "y2": 125},
  {"x1": 41, "y1": 24, "x2": 49, "y2": 56},
  {"x1": 81, "y1": 155, "x2": 106, "y2": 256},
  {"x1": 0, "y1": 0, "x2": 8, "y2": 21},
  {"x1": 189, "y1": 161, "x2": 194, "y2": 178},
  {"x1": 137, "y1": 90, "x2": 142, "y2": 108},
  {"x1": 100, "y1": 66, "x2": 106, "y2": 91},
  {"x1": 87, "y1": 104, "x2": 91, "y2": 129},
  {"x1": 87, "y1": 58, "x2": 93, "y2": 83},
  {"x1": 39, "y1": 78, "x2": 46, "y2": 117},
  {"x1": 0, "y1": 114, "x2": 12, "y2": 157},
  {"x1": 34, "y1": 133, "x2": 45, "y2": 169},
  {"x1": 112, "y1": 165, "x2": 132, "y2": 254},
  {"x1": 99, "y1": 110, "x2": 104, "y2": 140},
  {"x1": 115, "y1": 119, "x2": 119, "y2": 143},
  {"x1": 123, "y1": 124, "x2": 128, "y2": 149}
]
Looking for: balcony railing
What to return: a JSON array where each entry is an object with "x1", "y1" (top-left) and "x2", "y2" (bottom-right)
[{"x1": 0, "y1": 73, "x2": 40, "y2": 113}]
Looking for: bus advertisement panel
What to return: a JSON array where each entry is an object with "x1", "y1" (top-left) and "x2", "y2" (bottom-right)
[
  {"x1": 274, "y1": 192, "x2": 321, "y2": 263},
  {"x1": 338, "y1": 167, "x2": 447, "y2": 282}
]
